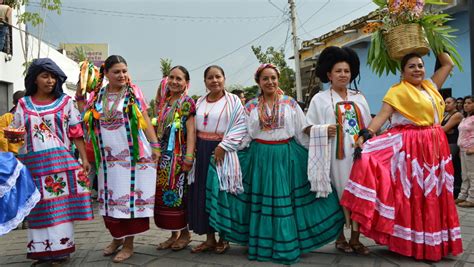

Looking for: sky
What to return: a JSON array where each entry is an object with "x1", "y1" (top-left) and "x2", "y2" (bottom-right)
[{"x1": 28, "y1": 0, "x2": 378, "y2": 101}]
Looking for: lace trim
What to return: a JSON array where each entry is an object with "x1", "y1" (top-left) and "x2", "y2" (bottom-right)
[
  {"x1": 0, "y1": 161, "x2": 24, "y2": 198},
  {"x1": 393, "y1": 225, "x2": 462, "y2": 246},
  {"x1": 345, "y1": 180, "x2": 395, "y2": 220},
  {"x1": 345, "y1": 180, "x2": 376, "y2": 202},
  {"x1": 0, "y1": 189, "x2": 41, "y2": 236}
]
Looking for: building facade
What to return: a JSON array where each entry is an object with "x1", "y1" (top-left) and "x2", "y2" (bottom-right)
[
  {"x1": 0, "y1": 5, "x2": 79, "y2": 114},
  {"x1": 299, "y1": 0, "x2": 471, "y2": 111}
]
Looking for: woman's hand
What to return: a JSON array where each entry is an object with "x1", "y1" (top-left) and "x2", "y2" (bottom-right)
[
  {"x1": 328, "y1": 124, "x2": 337, "y2": 137},
  {"x1": 152, "y1": 150, "x2": 161, "y2": 162},
  {"x1": 182, "y1": 161, "x2": 193, "y2": 172},
  {"x1": 214, "y1": 146, "x2": 225, "y2": 165},
  {"x1": 82, "y1": 159, "x2": 91, "y2": 175},
  {"x1": 466, "y1": 148, "x2": 474, "y2": 155},
  {"x1": 75, "y1": 76, "x2": 83, "y2": 96},
  {"x1": 355, "y1": 136, "x2": 365, "y2": 149}
]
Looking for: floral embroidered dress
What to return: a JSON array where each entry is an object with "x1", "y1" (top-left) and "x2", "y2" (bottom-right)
[
  {"x1": 154, "y1": 96, "x2": 196, "y2": 230},
  {"x1": 12, "y1": 95, "x2": 93, "y2": 260},
  {"x1": 90, "y1": 85, "x2": 156, "y2": 238}
]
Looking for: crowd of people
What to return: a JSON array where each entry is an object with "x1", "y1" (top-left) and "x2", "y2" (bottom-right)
[{"x1": 0, "y1": 47, "x2": 472, "y2": 265}]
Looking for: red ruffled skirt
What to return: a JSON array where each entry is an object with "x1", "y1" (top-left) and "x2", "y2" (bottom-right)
[{"x1": 341, "y1": 124, "x2": 462, "y2": 261}]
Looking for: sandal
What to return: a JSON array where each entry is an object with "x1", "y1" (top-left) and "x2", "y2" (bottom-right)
[
  {"x1": 350, "y1": 242, "x2": 370, "y2": 255},
  {"x1": 191, "y1": 241, "x2": 216, "y2": 253},
  {"x1": 458, "y1": 200, "x2": 474, "y2": 207},
  {"x1": 335, "y1": 240, "x2": 353, "y2": 253},
  {"x1": 103, "y1": 240, "x2": 124, "y2": 256},
  {"x1": 157, "y1": 236, "x2": 178, "y2": 250},
  {"x1": 51, "y1": 256, "x2": 70, "y2": 266},
  {"x1": 113, "y1": 247, "x2": 133, "y2": 263},
  {"x1": 171, "y1": 237, "x2": 191, "y2": 251},
  {"x1": 215, "y1": 241, "x2": 230, "y2": 254}
]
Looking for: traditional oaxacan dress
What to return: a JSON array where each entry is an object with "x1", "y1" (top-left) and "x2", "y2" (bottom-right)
[
  {"x1": 341, "y1": 80, "x2": 463, "y2": 261},
  {"x1": 85, "y1": 84, "x2": 156, "y2": 238},
  {"x1": 207, "y1": 95, "x2": 345, "y2": 264},
  {"x1": 188, "y1": 92, "x2": 246, "y2": 235},
  {"x1": 0, "y1": 152, "x2": 40, "y2": 236},
  {"x1": 154, "y1": 94, "x2": 196, "y2": 230},
  {"x1": 12, "y1": 95, "x2": 93, "y2": 260},
  {"x1": 306, "y1": 88, "x2": 372, "y2": 200}
]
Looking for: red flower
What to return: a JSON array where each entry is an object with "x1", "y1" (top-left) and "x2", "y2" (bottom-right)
[
  {"x1": 52, "y1": 183, "x2": 62, "y2": 193},
  {"x1": 39, "y1": 123, "x2": 48, "y2": 131},
  {"x1": 344, "y1": 103, "x2": 352, "y2": 111},
  {"x1": 44, "y1": 176, "x2": 54, "y2": 187},
  {"x1": 77, "y1": 171, "x2": 87, "y2": 181}
]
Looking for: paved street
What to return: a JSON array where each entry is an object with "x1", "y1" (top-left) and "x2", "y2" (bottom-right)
[{"x1": 1, "y1": 203, "x2": 474, "y2": 267}]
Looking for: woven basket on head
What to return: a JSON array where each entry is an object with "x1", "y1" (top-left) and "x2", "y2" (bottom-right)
[{"x1": 384, "y1": 23, "x2": 430, "y2": 60}]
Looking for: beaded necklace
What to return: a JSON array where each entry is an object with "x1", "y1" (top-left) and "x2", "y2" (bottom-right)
[
  {"x1": 102, "y1": 86, "x2": 126, "y2": 121},
  {"x1": 258, "y1": 93, "x2": 280, "y2": 131}
]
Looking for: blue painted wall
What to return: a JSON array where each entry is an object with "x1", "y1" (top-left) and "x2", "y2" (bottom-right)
[{"x1": 323, "y1": 10, "x2": 471, "y2": 113}]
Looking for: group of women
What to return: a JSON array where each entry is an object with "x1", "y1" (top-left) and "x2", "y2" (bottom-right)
[{"x1": 1, "y1": 45, "x2": 465, "y2": 265}]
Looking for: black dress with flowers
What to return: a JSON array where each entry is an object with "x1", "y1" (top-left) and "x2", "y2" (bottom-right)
[{"x1": 154, "y1": 96, "x2": 196, "y2": 230}]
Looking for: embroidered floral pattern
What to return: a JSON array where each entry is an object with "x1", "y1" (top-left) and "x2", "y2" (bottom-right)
[
  {"x1": 43, "y1": 174, "x2": 66, "y2": 196},
  {"x1": 33, "y1": 120, "x2": 53, "y2": 142},
  {"x1": 77, "y1": 170, "x2": 91, "y2": 190},
  {"x1": 162, "y1": 190, "x2": 181, "y2": 207}
]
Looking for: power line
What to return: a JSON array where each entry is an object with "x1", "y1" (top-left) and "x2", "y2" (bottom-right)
[
  {"x1": 28, "y1": 2, "x2": 280, "y2": 23},
  {"x1": 296, "y1": 10, "x2": 311, "y2": 37},
  {"x1": 298, "y1": 0, "x2": 331, "y2": 30},
  {"x1": 189, "y1": 19, "x2": 287, "y2": 72},
  {"x1": 267, "y1": 0, "x2": 286, "y2": 14},
  {"x1": 135, "y1": 19, "x2": 287, "y2": 82},
  {"x1": 306, "y1": 2, "x2": 373, "y2": 34}
]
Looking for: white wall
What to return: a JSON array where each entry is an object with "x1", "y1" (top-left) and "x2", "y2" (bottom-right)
[{"x1": 0, "y1": 6, "x2": 79, "y2": 111}]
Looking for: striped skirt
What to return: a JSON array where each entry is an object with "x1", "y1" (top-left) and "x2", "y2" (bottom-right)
[{"x1": 206, "y1": 139, "x2": 345, "y2": 264}]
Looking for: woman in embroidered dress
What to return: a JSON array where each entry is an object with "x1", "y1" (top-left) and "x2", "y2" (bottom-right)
[
  {"x1": 305, "y1": 46, "x2": 372, "y2": 255},
  {"x1": 187, "y1": 65, "x2": 246, "y2": 254},
  {"x1": 341, "y1": 52, "x2": 463, "y2": 261},
  {"x1": 456, "y1": 95, "x2": 474, "y2": 207},
  {"x1": 154, "y1": 66, "x2": 196, "y2": 251},
  {"x1": 9, "y1": 58, "x2": 94, "y2": 264},
  {"x1": 76, "y1": 55, "x2": 160, "y2": 263},
  {"x1": 442, "y1": 97, "x2": 463, "y2": 198},
  {"x1": 206, "y1": 64, "x2": 345, "y2": 264}
]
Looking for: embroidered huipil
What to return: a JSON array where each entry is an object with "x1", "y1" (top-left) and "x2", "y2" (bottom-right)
[{"x1": 11, "y1": 95, "x2": 93, "y2": 229}]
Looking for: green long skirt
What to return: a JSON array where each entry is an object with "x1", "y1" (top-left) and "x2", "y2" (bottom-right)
[{"x1": 206, "y1": 139, "x2": 345, "y2": 264}]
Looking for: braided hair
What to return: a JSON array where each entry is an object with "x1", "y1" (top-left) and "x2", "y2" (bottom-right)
[{"x1": 315, "y1": 46, "x2": 361, "y2": 89}]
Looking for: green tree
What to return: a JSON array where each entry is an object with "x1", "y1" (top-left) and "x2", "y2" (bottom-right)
[
  {"x1": 5, "y1": 0, "x2": 62, "y2": 73},
  {"x1": 160, "y1": 58, "x2": 172, "y2": 77},
  {"x1": 243, "y1": 85, "x2": 259, "y2": 100},
  {"x1": 71, "y1": 46, "x2": 87, "y2": 62},
  {"x1": 147, "y1": 99, "x2": 156, "y2": 118},
  {"x1": 251, "y1": 45, "x2": 296, "y2": 97}
]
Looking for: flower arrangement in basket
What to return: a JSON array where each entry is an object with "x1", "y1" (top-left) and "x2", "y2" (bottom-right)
[{"x1": 367, "y1": 0, "x2": 462, "y2": 76}]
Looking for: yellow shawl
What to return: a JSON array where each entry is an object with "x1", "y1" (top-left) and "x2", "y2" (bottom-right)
[{"x1": 383, "y1": 80, "x2": 445, "y2": 126}]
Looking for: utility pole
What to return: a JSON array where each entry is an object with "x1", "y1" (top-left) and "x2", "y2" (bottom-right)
[
  {"x1": 289, "y1": 0, "x2": 303, "y2": 102},
  {"x1": 470, "y1": 0, "x2": 474, "y2": 94}
]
